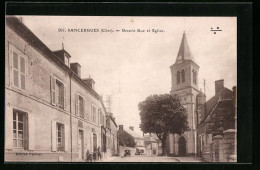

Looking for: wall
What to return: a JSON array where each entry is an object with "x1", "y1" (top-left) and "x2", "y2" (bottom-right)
[{"x1": 201, "y1": 130, "x2": 236, "y2": 162}]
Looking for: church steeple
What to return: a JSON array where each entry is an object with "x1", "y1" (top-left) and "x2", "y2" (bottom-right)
[{"x1": 175, "y1": 32, "x2": 195, "y2": 64}]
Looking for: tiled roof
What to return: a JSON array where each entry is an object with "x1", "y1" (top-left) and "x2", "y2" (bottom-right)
[
  {"x1": 199, "y1": 87, "x2": 233, "y2": 124},
  {"x1": 124, "y1": 129, "x2": 143, "y2": 139},
  {"x1": 205, "y1": 99, "x2": 233, "y2": 123}
]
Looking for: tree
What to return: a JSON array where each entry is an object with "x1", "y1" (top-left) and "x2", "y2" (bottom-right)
[{"x1": 139, "y1": 94, "x2": 188, "y2": 155}]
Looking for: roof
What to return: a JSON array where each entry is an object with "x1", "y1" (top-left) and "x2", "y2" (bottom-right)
[
  {"x1": 6, "y1": 16, "x2": 100, "y2": 100},
  {"x1": 175, "y1": 32, "x2": 196, "y2": 64},
  {"x1": 199, "y1": 87, "x2": 233, "y2": 125},
  {"x1": 205, "y1": 99, "x2": 233, "y2": 123},
  {"x1": 124, "y1": 128, "x2": 143, "y2": 139},
  {"x1": 53, "y1": 49, "x2": 72, "y2": 58}
]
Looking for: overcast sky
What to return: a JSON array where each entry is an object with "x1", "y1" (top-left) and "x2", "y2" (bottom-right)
[{"x1": 17, "y1": 16, "x2": 237, "y2": 135}]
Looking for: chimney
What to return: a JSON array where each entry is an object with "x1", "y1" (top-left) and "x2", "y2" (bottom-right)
[
  {"x1": 119, "y1": 125, "x2": 123, "y2": 131},
  {"x1": 215, "y1": 79, "x2": 224, "y2": 95},
  {"x1": 70, "y1": 63, "x2": 81, "y2": 78},
  {"x1": 82, "y1": 76, "x2": 95, "y2": 90},
  {"x1": 129, "y1": 126, "x2": 134, "y2": 131}
]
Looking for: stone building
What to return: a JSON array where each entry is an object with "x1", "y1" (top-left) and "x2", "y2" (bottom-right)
[
  {"x1": 166, "y1": 32, "x2": 202, "y2": 156},
  {"x1": 118, "y1": 125, "x2": 144, "y2": 150},
  {"x1": 197, "y1": 80, "x2": 236, "y2": 162},
  {"x1": 5, "y1": 16, "x2": 107, "y2": 162},
  {"x1": 105, "y1": 112, "x2": 118, "y2": 157}
]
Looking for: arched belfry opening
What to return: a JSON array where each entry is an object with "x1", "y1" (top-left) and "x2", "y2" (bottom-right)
[{"x1": 178, "y1": 136, "x2": 187, "y2": 156}]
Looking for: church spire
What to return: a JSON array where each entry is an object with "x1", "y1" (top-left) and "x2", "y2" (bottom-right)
[{"x1": 175, "y1": 32, "x2": 195, "y2": 64}]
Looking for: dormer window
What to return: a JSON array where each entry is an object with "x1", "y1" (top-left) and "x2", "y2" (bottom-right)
[{"x1": 64, "y1": 54, "x2": 69, "y2": 67}]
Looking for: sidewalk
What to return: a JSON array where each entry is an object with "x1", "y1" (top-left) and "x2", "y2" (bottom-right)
[
  {"x1": 173, "y1": 156, "x2": 203, "y2": 162},
  {"x1": 102, "y1": 156, "x2": 120, "y2": 162}
]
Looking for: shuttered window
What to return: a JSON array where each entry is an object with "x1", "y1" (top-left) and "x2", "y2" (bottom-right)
[
  {"x1": 92, "y1": 106, "x2": 97, "y2": 123},
  {"x1": 13, "y1": 109, "x2": 28, "y2": 149},
  {"x1": 75, "y1": 94, "x2": 85, "y2": 118},
  {"x1": 50, "y1": 76, "x2": 66, "y2": 110},
  {"x1": 56, "y1": 123, "x2": 64, "y2": 151},
  {"x1": 11, "y1": 47, "x2": 26, "y2": 90},
  {"x1": 52, "y1": 121, "x2": 68, "y2": 152}
]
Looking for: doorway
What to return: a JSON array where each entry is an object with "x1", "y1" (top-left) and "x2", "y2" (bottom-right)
[
  {"x1": 78, "y1": 130, "x2": 84, "y2": 160},
  {"x1": 178, "y1": 136, "x2": 186, "y2": 156}
]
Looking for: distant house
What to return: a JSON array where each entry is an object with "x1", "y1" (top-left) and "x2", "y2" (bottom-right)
[
  {"x1": 196, "y1": 79, "x2": 236, "y2": 161},
  {"x1": 118, "y1": 125, "x2": 145, "y2": 154},
  {"x1": 143, "y1": 134, "x2": 161, "y2": 156}
]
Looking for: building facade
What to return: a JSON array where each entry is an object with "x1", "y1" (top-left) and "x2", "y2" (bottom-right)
[
  {"x1": 105, "y1": 112, "x2": 118, "y2": 157},
  {"x1": 5, "y1": 17, "x2": 107, "y2": 162},
  {"x1": 197, "y1": 80, "x2": 236, "y2": 162},
  {"x1": 166, "y1": 32, "x2": 202, "y2": 156}
]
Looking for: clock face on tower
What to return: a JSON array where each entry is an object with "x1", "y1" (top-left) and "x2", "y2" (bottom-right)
[{"x1": 177, "y1": 55, "x2": 182, "y2": 63}]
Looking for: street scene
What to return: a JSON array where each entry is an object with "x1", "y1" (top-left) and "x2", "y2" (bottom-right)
[
  {"x1": 106, "y1": 156, "x2": 202, "y2": 162},
  {"x1": 5, "y1": 16, "x2": 237, "y2": 162}
]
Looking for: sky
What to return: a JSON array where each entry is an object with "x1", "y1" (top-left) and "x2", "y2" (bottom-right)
[{"x1": 17, "y1": 16, "x2": 237, "y2": 135}]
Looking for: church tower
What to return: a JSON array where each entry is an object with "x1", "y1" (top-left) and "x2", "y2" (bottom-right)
[{"x1": 167, "y1": 32, "x2": 200, "y2": 156}]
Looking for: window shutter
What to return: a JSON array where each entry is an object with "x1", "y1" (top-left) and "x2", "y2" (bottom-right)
[
  {"x1": 52, "y1": 120, "x2": 57, "y2": 151},
  {"x1": 5, "y1": 105, "x2": 13, "y2": 150},
  {"x1": 75, "y1": 94, "x2": 79, "y2": 115},
  {"x1": 83, "y1": 98, "x2": 86, "y2": 119},
  {"x1": 24, "y1": 114, "x2": 29, "y2": 150},
  {"x1": 20, "y1": 56, "x2": 26, "y2": 90},
  {"x1": 64, "y1": 124, "x2": 69, "y2": 152},
  {"x1": 9, "y1": 46, "x2": 13, "y2": 86},
  {"x1": 28, "y1": 114, "x2": 35, "y2": 150},
  {"x1": 50, "y1": 76, "x2": 56, "y2": 105},
  {"x1": 64, "y1": 85, "x2": 67, "y2": 110},
  {"x1": 13, "y1": 51, "x2": 19, "y2": 88}
]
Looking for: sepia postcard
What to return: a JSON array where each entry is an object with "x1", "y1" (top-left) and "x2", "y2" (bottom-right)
[{"x1": 5, "y1": 15, "x2": 238, "y2": 163}]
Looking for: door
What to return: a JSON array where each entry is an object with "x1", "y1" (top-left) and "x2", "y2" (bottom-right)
[
  {"x1": 178, "y1": 136, "x2": 186, "y2": 156},
  {"x1": 93, "y1": 133, "x2": 97, "y2": 151},
  {"x1": 78, "y1": 130, "x2": 84, "y2": 160}
]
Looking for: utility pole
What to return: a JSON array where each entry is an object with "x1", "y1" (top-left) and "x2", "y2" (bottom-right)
[{"x1": 104, "y1": 95, "x2": 113, "y2": 113}]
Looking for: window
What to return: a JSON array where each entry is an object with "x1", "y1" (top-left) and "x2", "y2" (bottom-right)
[
  {"x1": 93, "y1": 133, "x2": 97, "y2": 151},
  {"x1": 92, "y1": 105, "x2": 97, "y2": 123},
  {"x1": 11, "y1": 47, "x2": 26, "y2": 90},
  {"x1": 177, "y1": 71, "x2": 180, "y2": 84},
  {"x1": 13, "y1": 109, "x2": 27, "y2": 149},
  {"x1": 181, "y1": 70, "x2": 185, "y2": 83},
  {"x1": 76, "y1": 94, "x2": 85, "y2": 118},
  {"x1": 56, "y1": 123, "x2": 65, "y2": 151},
  {"x1": 50, "y1": 76, "x2": 66, "y2": 110},
  {"x1": 64, "y1": 56, "x2": 69, "y2": 67},
  {"x1": 56, "y1": 80, "x2": 64, "y2": 108},
  {"x1": 192, "y1": 70, "x2": 197, "y2": 84}
]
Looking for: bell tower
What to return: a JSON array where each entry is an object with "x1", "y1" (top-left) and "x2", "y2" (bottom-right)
[
  {"x1": 168, "y1": 32, "x2": 201, "y2": 156},
  {"x1": 170, "y1": 32, "x2": 200, "y2": 93}
]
